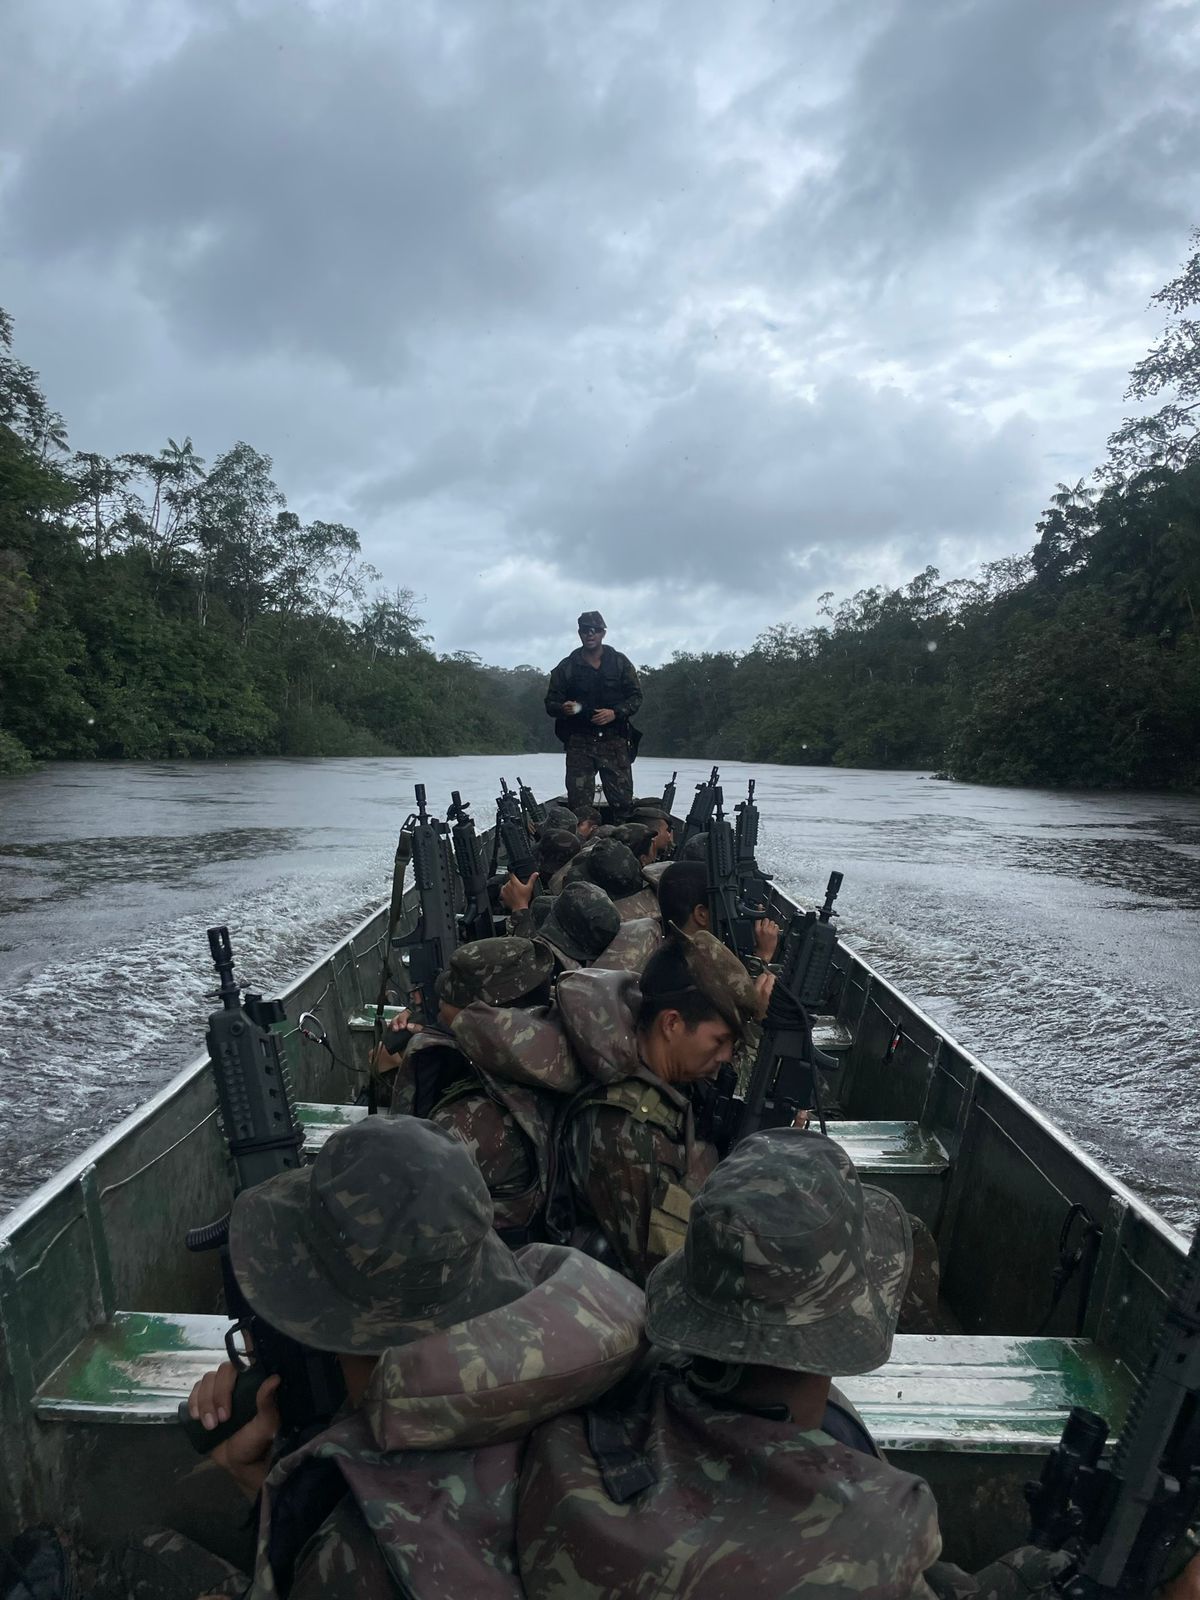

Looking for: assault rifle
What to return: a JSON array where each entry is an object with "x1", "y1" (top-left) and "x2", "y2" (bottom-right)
[
  {"x1": 180, "y1": 927, "x2": 346, "y2": 1455},
  {"x1": 737, "y1": 871, "x2": 844, "y2": 1139},
  {"x1": 662, "y1": 770, "x2": 678, "y2": 816},
  {"x1": 705, "y1": 787, "x2": 757, "y2": 960},
  {"x1": 518, "y1": 778, "x2": 547, "y2": 830},
  {"x1": 1026, "y1": 1217, "x2": 1200, "y2": 1598},
  {"x1": 391, "y1": 784, "x2": 459, "y2": 1024},
  {"x1": 448, "y1": 789, "x2": 496, "y2": 942},
  {"x1": 681, "y1": 766, "x2": 720, "y2": 846},
  {"x1": 495, "y1": 778, "x2": 537, "y2": 883},
  {"x1": 735, "y1": 779, "x2": 772, "y2": 909}
]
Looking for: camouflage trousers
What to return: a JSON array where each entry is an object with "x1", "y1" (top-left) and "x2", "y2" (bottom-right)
[{"x1": 564, "y1": 731, "x2": 634, "y2": 817}]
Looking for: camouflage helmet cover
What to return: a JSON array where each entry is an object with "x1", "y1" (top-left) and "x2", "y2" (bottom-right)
[
  {"x1": 674, "y1": 927, "x2": 764, "y2": 1039},
  {"x1": 542, "y1": 804, "x2": 579, "y2": 833},
  {"x1": 582, "y1": 838, "x2": 644, "y2": 899},
  {"x1": 536, "y1": 879, "x2": 621, "y2": 967},
  {"x1": 435, "y1": 935, "x2": 554, "y2": 1009},
  {"x1": 645, "y1": 1129, "x2": 913, "y2": 1375},
  {"x1": 229, "y1": 1117, "x2": 530, "y2": 1355}
]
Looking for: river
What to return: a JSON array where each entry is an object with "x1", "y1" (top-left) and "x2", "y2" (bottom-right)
[{"x1": 1, "y1": 755, "x2": 1198, "y2": 1226}]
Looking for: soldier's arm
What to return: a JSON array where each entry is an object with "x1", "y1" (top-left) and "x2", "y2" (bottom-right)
[
  {"x1": 285, "y1": 1497, "x2": 399, "y2": 1600},
  {"x1": 570, "y1": 1105, "x2": 659, "y2": 1286},
  {"x1": 612, "y1": 654, "x2": 643, "y2": 719},
  {"x1": 545, "y1": 659, "x2": 571, "y2": 718}
]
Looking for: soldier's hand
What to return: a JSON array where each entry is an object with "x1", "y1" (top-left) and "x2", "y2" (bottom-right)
[
  {"x1": 500, "y1": 871, "x2": 539, "y2": 912},
  {"x1": 563, "y1": 700, "x2": 583, "y2": 716},
  {"x1": 591, "y1": 708, "x2": 616, "y2": 726},
  {"x1": 754, "y1": 916, "x2": 781, "y2": 962},
  {"x1": 753, "y1": 971, "x2": 775, "y2": 1015},
  {"x1": 370, "y1": 1009, "x2": 422, "y2": 1070},
  {"x1": 1162, "y1": 1550, "x2": 1200, "y2": 1600},
  {"x1": 187, "y1": 1363, "x2": 282, "y2": 1501}
]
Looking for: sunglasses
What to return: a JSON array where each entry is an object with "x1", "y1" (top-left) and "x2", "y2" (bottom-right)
[{"x1": 579, "y1": 626, "x2": 605, "y2": 635}]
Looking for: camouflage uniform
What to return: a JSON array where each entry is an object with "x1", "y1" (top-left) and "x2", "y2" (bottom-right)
[
  {"x1": 220, "y1": 1118, "x2": 645, "y2": 1600},
  {"x1": 591, "y1": 915, "x2": 664, "y2": 975},
  {"x1": 519, "y1": 1131, "x2": 1066, "y2": 1600},
  {"x1": 555, "y1": 937, "x2": 762, "y2": 1286},
  {"x1": 407, "y1": 938, "x2": 569, "y2": 1243},
  {"x1": 534, "y1": 880, "x2": 622, "y2": 972},
  {"x1": 545, "y1": 613, "x2": 642, "y2": 818}
]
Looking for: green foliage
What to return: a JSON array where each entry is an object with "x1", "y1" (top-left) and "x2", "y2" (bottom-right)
[
  {"x1": 0, "y1": 729, "x2": 34, "y2": 776},
  {"x1": 0, "y1": 308, "x2": 555, "y2": 767}
]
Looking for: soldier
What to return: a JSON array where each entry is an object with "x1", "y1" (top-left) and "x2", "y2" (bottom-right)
[
  {"x1": 545, "y1": 611, "x2": 642, "y2": 818},
  {"x1": 659, "y1": 858, "x2": 781, "y2": 965},
  {"x1": 574, "y1": 803, "x2": 602, "y2": 841},
  {"x1": 517, "y1": 1131, "x2": 1022, "y2": 1598},
  {"x1": 178, "y1": 1116, "x2": 644, "y2": 1600},
  {"x1": 408, "y1": 936, "x2": 567, "y2": 1244},
  {"x1": 535, "y1": 880, "x2": 622, "y2": 973},
  {"x1": 555, "y1": 932, "x2": 763, "y2": 1285},
  {"x1": 567, "y1": 837, "x2": 659, "y2": 920}
]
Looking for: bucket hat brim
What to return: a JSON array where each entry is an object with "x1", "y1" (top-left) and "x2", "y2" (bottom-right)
[
  {"x1": 643, "y1": 1182, "x2": 911, "y2": 1376},
  {"x1": 229, "y1": 1166, "x2": 531, "y2": 1356}
]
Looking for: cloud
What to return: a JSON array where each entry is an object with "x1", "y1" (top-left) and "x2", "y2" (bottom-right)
[{"x1": 1, "y1": 0, "x2": 1196, "y2": 666}]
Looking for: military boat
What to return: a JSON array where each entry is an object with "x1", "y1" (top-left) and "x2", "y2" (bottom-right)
[{"x1": 0, "y1": 787, "x2": 1186, "y2": 1572}]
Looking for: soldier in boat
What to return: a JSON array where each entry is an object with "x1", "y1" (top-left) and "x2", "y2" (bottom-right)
[
  {"x1": 544, "y1": 611, "x2": 642, "y2": 819},
  {"x1": 169, "y1": 1116, "x2": 642, "y2": 1599}
]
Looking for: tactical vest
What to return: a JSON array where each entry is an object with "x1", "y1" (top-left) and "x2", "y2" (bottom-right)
[
  {"x1": 553, "y1": 646, "x2": 633, "y2": 744},
  {"x1": 552, "y1": 1074, "x2": 716, "y2": 1271}
]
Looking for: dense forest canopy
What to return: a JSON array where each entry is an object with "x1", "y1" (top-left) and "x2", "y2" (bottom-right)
[{"x1": 2, "y1": 230, "x2": 1199, "y2": 786}]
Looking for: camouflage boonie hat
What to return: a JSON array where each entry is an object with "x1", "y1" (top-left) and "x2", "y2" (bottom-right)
[
  {"x1": 435, "y1": 936, "x2": 554, "y2": 1009},
  {"x1": 630, "y1": 801, "x2": 670, "y2": 826},
  {"x1": 645, "y1": 1130, "x2": 912, "y2": 1375},
  {"x1": 229, "y1": 1117, "x2": 530, "y2": 1355},
  {"x1": 675, "y1": 928, "x2": 763, "y2": 1039},
  {"x1": 529, "y1": 893, "x2": 557, "y2": 930},
  {"x1": 542, "y1": 804, "x2": 580, "y2": 833},
  {"x1": 577, "y1": 610, "x2": 606, "y2": 630},
  {"x1": 536, "y1": 880, "x2": 621, "y2": 968},
  {"x1": 582, "y1": 838, "x2": 644, "y2": 899},
  {"x1": 612, "y1": 822, "x2": 654, "y2": 857}
]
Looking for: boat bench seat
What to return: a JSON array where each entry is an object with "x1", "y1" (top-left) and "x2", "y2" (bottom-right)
[
  {"x1": 294, "y1": 1106, "x2": 947, "y2": 1190},
  {"x1": 348, "y1": 1006, "x2": 857, "y2": 1056},
  {"x1": 33, "y1": 1318, "x2": 1131, "y2": 1453}
]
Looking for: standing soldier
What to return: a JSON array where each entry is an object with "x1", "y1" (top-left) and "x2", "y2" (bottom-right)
[{"x1": 545, "y1": 610, "x2": 642, "y2": 819}]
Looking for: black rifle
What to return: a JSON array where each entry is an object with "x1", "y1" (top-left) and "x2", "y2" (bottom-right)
[
  {"x1": 391, "y1": 784, "x2": 459, "y2": 1025},
  {"x1": 448, "y1": 789, "x2": 496, "y2": 943},
  {"x1": 681, "y1": 766, "x2": 720, "y2": 846},
  {"x1": 662, "y1": 770, "x2": 678, "y2": 816},
  {"x1": 1026, "y1": 1217, "x2": 1200, "y2": 1598},
  {"x1": 495, "y1": 778, "x2": 537, "y2": 883},
  {"x1": 735, "y1": 779, "x2": 772, "y2": 910},
  {"x1": 737, "y1": 872, "x2": 844, "y2": 1138},
  {"x1": 692, "y1": 1062, "x2": 740, "y2": 1158},
  {"x1": 705, "y1": 787, "x2": 757, "y2": 960},
  {"x1": 518, "y1": 778, "x2": 547, "y2": 830},
  {"x1": 180, "y1": 927, "x2": 346, "y2": 1455}
]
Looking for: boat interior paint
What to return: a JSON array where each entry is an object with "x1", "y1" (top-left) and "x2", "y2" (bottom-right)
[{"x1": 0, "y1": 886, "x2": 1187, "y2": 1567}]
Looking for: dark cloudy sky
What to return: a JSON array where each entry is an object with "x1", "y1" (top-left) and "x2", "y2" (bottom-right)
[{"x1": 2, "y1": 0, "x2": 1197, "y2": 667}]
